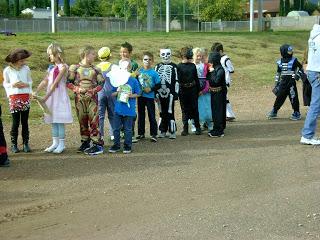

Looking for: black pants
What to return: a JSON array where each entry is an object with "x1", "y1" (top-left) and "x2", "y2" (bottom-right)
[
  {"x1": 158, "y1": 97, "x2": 176, "y2": 134},
  {"x1": 273, "y1": 81, "x2": 299, "y2": 112},
  {"x1": 138, "y1": 97, "x2": 158, "y2": 136},
  {"x1": 179, "y1": 87, "x2": 200, "y2": 129},
  {"x1": 303, "y1": 79, "x2": 312, "y2": 107},
  {"x1": 211, "y1": 90, "x2": 227, "y2": 134},
  {"x1": 0, "y1": 105, "x2": 8, "y2": 164},
  {"x1": 10, "y1": 109, "x2": 29, "y2": 144}
]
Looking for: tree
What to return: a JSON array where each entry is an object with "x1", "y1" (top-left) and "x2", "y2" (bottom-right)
[
  {"x1": 14, "y1": 0, "x2": 19, "y2": 17},
  {"x1": 64, "y1": 0, "x2": 70, "y2": 16},
  {"x1": 200, "y1": 0, "x2": 243, "y2": 21},
  {"x1": 71, "y1": 0, "x2": 101, "y2": 17}
]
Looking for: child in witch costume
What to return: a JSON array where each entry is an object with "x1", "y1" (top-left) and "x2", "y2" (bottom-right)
[
  {"x1": 0, "y1": 70, "x2": 10, "y2": 167},
  {"x1": 34, "y1": 43, "x2": 73, "y2": 154},
  {"x1": 267, "y1": 44, "x2": 304, "y2": 120},
  {"x1": 67, "y1": 46, "x2": 105, "y2": 155},
  {"x1": 207, "y1": 52, "x2": 227, "y2": 138},
  {"x1": 3, "y1": 49, "x2": 33, "y2": 153}
]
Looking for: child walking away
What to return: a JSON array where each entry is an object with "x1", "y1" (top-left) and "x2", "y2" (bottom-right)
[
  {"x1": 34, "y1": 43, "x2": 73, "y2": 154},
  {"x1": 155, "y1": 48, "x2": 179, "y2": 139},
  {"x1": 137, "y1": 52, "x2": 161, "y2": 142},
  {"x1": 193, "y1": 47, "x2": 212, "y2": 131},
  {"x1": 96, "y1": 47, "x2": 115, "y2": 144},
  {"x1": 207, "y1": 52, "x2": 227, "y2": 138},
  {"x1": 3, "y1": 49, "x2": 33, "y2": 153},
  {"x1": 177, "y1": 47, "x2": 201, "y2": 136},
  {"x1": 211, "y1": 42, "x2": 236, "y2": 121},
  {"x1": 108, "y1": 61, "x2": 141, "y2": 154},
  {"x1": 67, "y1": 46, "x2": 105, "y2": 155},
  {"x1": 267, "y1": 44, "x2": 304, "y2": 121},
  {"x1": 0, "y1": 71, "x2": 10, "y2": 167}
]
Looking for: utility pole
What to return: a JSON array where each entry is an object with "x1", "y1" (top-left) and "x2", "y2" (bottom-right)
[
  {"x1": 166, "y1": 0, "x2": 170, "y2": 32},
  {"x1": 51, "y1": 0, "x2": 56, "y2": 33},
  {"x1": 250, "y1": 0, "x2": 253, "y2": 32}
]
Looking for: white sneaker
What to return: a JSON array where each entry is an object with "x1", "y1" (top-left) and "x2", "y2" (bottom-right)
[
  {"x1": 300, "y1": 136, "x2": 320, "y2": 145},
  {"x1": 169, "y1": 133, "x2": 176, "y2": 139},
  {"x1": 158, "y1": 132, "x2": 166, "y2": 138},
  {"x1": 44, "y1": 137, "x2": 59, "y2": 152}
]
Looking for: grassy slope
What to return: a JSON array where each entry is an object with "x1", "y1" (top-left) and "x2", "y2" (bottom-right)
[{"x1": 0, "y1": 31, "x2": 310, "y2": 121}]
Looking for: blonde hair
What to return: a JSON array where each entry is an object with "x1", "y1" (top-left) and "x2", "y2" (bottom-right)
[
  {"x1": 47, "y1": 43, "x2": 64, "y2": 63},
  {"x1": 192, "y1": 47, "x2": 206, "y2": 63},
  {"x1": 79, "y1": 45, "x2": 95, "y2": 60}
]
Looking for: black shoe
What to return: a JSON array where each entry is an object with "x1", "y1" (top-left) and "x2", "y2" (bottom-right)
[
  {"x1": 208, "y1": 131, "x2": 224, "y2": 138},
  {"x1": 150, "y1": 136, "x2": 157, "y2": 142},
  {"x1": 136, "y1": 135, "x2": 145, "y2": 140},
  {"x1": 195, "y1": 128, "x2": 202, "y2": 135},
  {"x1": 77, "y1": 141, "x2": 90, "y2": 152},
  {"x1": 23, "y1": 143, "x2": 31, "y2": 153},
  {"x1": 0, "y1": 158, "x2": 10, "y2": 167},
  {"x1": 181, "y1": 130, "x2": 188, "y2": 136},
  {"x1": 11, "y1": 145, "x2": 19, "y2": 153},
  {"x1": 109, "y1": 145, "x2": 121, "y2": 153},
  {"x1": 84, "y1": 144, "x2": 104, "y2": 155}
]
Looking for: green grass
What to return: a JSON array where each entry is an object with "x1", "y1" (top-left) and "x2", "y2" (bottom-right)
[{"x1": 0, "y1": 31, "x2": 310, "y2": 121}]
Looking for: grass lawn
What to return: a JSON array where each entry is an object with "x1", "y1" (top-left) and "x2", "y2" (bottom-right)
[{"x1": 0, "y1": 31, "x2": 310, "y2": 122}]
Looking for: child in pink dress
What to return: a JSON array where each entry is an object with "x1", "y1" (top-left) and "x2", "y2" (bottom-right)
[{"x1": 34, "y1": 43, "x2": 73, "y2": 153}]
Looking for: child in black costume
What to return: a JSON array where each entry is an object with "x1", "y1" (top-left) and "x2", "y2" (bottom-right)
[
  {"x1": 267, "y1": 44, "x2": 304, "y2": 120},
  {"x1": 207, "y1": 52, "x2": 227, "y2": 137},
  {"x1": 177, "y1": 47, "x2": 201, "y2": 136}
]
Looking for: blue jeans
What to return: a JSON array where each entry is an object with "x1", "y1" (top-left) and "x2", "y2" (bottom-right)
[
  {"x1": 113, "y1": 113, "x2": 133, "y2": 149},
  {"x1": 52, "y1": 123, "x2": 65, "y2": 138},
  {"x1": 301, "y1": 71, "x2": 320, "y2": 139},
  {"x1": 98, "y1": 90, "x2": 115, "y2": 138}
]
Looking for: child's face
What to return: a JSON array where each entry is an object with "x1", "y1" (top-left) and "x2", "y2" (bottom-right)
[
  {"x1": 143, "y1": 55, "x2": 153, "y2": 68},
  {"x1": 120, "y1": 47, "x2": 131, "y2": 60},
  {"x1": 85, "y1": 50, "x2": 96, "y2": 64},
  {"x1": 195, "y1": 53, "x2": 203, "y2": 64},
  {"x1": 47, "y1": 49, "x2": 59, "y2": 63},
  {"x1": 14, "y1": 59, "x2": 27, "y2": 68}
]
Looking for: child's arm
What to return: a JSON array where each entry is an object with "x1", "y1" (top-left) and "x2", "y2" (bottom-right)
[{"x1": 43, "y1": 65, "x2": 67, "y2": 101}]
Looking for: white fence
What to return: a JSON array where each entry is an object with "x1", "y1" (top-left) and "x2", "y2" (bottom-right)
[{"x1": 1, "y1": 16, "x2": 319, "y2": 33}]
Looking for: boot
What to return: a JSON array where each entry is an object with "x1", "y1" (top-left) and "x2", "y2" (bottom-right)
[
  {"x1": 181, "y1": 124, "x2": 188, "y2": 136},
  {"x1": 10, "y1": 135, "x2": 19, "y2": 153},
  {"x1": 53, "y1": 139, "x2": 65, "y2": 154},
  {"x1": 23, "y1": 142, "x2": 31, "y2": 153},
  {"x1": 44, "y1": 137, "x2": 59, "y2": 152}
]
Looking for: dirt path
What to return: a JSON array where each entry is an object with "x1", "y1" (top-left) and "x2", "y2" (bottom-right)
[{"x1": 1, "y1": 86, "x2": 320, "y2": 240}]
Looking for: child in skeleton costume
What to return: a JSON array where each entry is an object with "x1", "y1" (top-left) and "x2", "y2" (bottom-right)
[
  {"x1": 267, "y1": 44, "x2": 304, "y2": 121},
  {"x1": 211, "y1": 42, "x2": 236, "y2": 121},
  {"x1": 192, "y1": 47, "x2": 212, "y2": 131},
  {"x1": 67, "y1": 46, "x2": 105, "y2": 155},
  {"x1": 177, "y1": 47, "x2": 201, "y2": 136},
  {"x1": 154, "y1": 48, "x2": 179, "y2": 139},
  {"x1": 207, "y1": 52, "x2": 227, "y2": 138},
  {"x1": 0, "y1": 70, "x2": 10, "y2": 167}
]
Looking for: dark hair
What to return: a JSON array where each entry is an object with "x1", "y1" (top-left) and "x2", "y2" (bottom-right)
[
  {"x1": 143, "y1": 51, "x2": 154, "y2": 60},
  {"x1": 5, "y1": 49, "x2": 32, "y2": 63},
  {"x1": 180, "y1": 47, "x2": 193, "y2": 59},
  {"x1": 121, "y1": 41, "x2": 133, "y2": 53},
  {"x1": 211, "y1": 42, "x2": 224, "y2": 52}
]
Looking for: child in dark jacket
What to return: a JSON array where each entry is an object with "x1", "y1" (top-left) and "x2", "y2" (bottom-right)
[
  {"x1": 177, "y1": 47, "x2": 201, "y2": 136},
  {"x1": 207, "y1": 52, "x2": 227, "y2": 138}
]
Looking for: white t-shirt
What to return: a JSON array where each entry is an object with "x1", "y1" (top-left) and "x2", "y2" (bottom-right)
[
  {"x1": 307, "y1": 24, "x2": 320, "y2": 72},
  {"x1": 3, "y1": 65, "x2": 33, "y2": 97},
  {"x1": 220, "y1": 55, "x2": 234, "y2": 85}
]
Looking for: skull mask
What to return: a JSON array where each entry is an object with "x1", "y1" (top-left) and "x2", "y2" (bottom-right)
[{"x1": 160, "y1": 49, "x2": 172, "y2": 64}]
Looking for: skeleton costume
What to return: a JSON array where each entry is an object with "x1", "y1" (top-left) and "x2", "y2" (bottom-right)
[
  {"x1": 268, "y1": 44, "x2": 303, "y2": 120},
  {"x1": 155, "y1": 49, "x2": 179, "y2": 137},
  {"x1": 67, "y1": 63, "x2": 104, "y2": 146}
]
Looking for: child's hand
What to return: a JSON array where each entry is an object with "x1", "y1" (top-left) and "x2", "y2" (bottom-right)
[
  {"x1": 78, "y1": 88, "x2": 87, "y2": 94},
  {"x1": 13, "y1": 81, "x2": 27, "y2": 88},
  {"x1": 209, "y1": 67, "x2": 214, "y2": 72}
]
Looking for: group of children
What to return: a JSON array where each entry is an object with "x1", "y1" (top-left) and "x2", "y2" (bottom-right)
[{"x1": 0, "y1": 41, "x2": 236, "y2": 166}]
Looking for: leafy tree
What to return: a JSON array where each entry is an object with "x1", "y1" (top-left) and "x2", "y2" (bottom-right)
[
  {"x1": 71, "y1": 0, "x2": 101, "y2": 17},
  {"x1": 64, "y1": 0, "x2": 70, "y2": 16},
  {"x1": 200, "y1": 0, "x2": 243, "y2": 21},
  {"x1": 14, "y1": 0, "x2": 19, "y2": 16}
]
